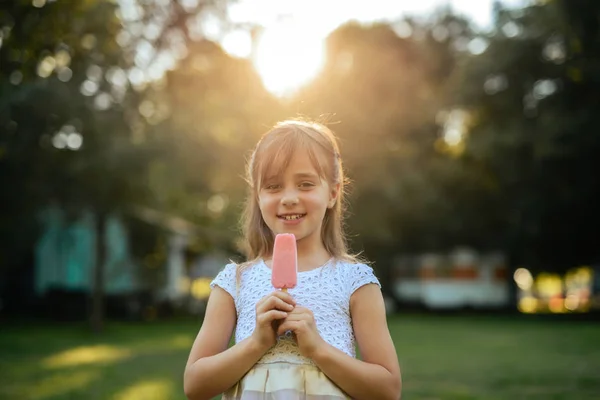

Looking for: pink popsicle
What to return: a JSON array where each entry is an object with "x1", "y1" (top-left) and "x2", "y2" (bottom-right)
[{"x1": 271, "y1": 233, "x2": 297, "y2": 292}]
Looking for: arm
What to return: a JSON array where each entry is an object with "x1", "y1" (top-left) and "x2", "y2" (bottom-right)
[
  {"x1": 184, "y1": 288, "x2": 295, "y2": 400},
  {"x1": 311, "y1": 284, "x2": 401, "y2": 400},
  {"x1": 183, "y1": 287, "x2": 264, "y2": 400}
]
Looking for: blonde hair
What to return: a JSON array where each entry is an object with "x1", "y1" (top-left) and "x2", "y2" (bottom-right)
[{"x1": 237, "y1": 119, "x2": 362, "y2": 279}]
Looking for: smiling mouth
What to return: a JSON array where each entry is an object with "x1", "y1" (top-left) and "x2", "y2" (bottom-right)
[{"x1": 278, "y1": 214, "x2": 306, "y2": 221}]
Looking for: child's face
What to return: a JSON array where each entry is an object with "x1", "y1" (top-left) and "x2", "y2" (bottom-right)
[{"x1": 258, "y1": 150, "x2": 338, "y2": 248}]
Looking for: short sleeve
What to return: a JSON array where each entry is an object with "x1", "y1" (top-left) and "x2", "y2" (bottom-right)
[
  {"x1": 347, "y1": 263, "x2": 381, "y2": 296},
  {"x1": 210, "y1": 263, "x2": 237, "y2": 300}
]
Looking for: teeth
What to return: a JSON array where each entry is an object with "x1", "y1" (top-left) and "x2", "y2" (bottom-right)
[{"x1": 283, "y1": 215, "x2": 303, "y2": 220}]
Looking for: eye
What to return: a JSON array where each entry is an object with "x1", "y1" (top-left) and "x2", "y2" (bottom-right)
[
  {"x1": 264, "y1": 183, "x2": 281, "y2": 191},
  {"x1": 299, "y1": 181, "x2": 315, "y2": 189}
]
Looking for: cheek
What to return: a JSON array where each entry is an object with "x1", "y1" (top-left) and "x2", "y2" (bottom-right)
[
  {"x1": 257, "y1": 196, "x2": 267, "y2": 213},
  {"x1": 258, "y1": 194, "x2": 276, "y2": 212},
  {"x1": 304, "y1": 191, "x2": 329, "y2": 209}
]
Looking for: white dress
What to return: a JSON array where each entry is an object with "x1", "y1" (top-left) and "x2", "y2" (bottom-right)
[{"x1": 210, "y1": 258, "x2": 381, "y2": 399}]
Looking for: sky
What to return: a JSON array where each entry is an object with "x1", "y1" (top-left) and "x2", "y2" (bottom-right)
[
  {"x1": 218, "y1": 0, "x2": 528, "y2": 95},
  {"x1": 227, "y1": 0, "x2": 529, "y2": 36},
  {"x1": 116, "y1": 0, "x2": 529, "y2": 96}
]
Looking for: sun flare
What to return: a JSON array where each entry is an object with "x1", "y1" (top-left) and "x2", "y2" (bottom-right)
[{"x1": 253, "y1": 22, "x2": 326, "y2": 96}]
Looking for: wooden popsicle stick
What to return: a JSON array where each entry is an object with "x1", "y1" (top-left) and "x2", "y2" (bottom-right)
[{"x1": 282, "y1": 288, "x2": 287, "y2": 293}]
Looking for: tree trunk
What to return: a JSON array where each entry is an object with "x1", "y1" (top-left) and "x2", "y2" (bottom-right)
[{"x1": 90, "y1": 209, "x2": 107, "y2": 333}]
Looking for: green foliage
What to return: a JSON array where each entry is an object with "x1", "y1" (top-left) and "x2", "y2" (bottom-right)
[
  {"x1": 454, "y1": 0, "x2": 600, "y2": 270},
  {"x1": 0, "y1": 0, "x2": 129, "y2": 270},
  {"x1": 284, "y1": 2, "x2": 600, "y2": 273},
  {"x1": 2, "y1": 0, "x2": 598, "y2": 282},
  {"x1": 0, "y1": 0, "x2": 235, "y2": 330}
]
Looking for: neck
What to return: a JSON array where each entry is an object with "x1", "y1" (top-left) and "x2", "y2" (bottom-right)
[
  {"x1": 295, "y1": 234, "x2": 331, "y2": 272},
  {"x1": 264, "y1": 233, "x2": 331, "y2": 272}
]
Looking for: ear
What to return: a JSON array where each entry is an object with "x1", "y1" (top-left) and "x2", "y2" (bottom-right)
[{"x1": 328, "y1": 183, "x2": 340, "y2": 209}]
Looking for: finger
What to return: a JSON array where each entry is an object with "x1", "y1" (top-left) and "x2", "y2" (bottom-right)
[
  {"x1": 292, "y1": 306, "x2": 312, "y2": 316},
  {"x1": 286, "y1": 305, "x2": 311, "y2": 316},
  {"x1": 279, "y1": 312, "x2": 308, "y2": 322},
  {"x1": 258, "y1": 296, "x2": 294, "y2": 314},
  {"x1": 255, "y1": 296, "x2": 276, "y2": 314},
  {"x1": 255, "y1": 294, "x2": 271, "y2": 310},
  {"x1": 269, "y1": 290, "x2": 297, "y2": 306},
  {"x1": 285, "y1": 306, "x2": 313, "y2": 318},
  {"x1": 271, "y1": 296, "x2": 295, "y2": 311},
  {"x1": 257, "y1": 309, "x2": 288, "y2": 325},
  {"x1": 277, "y1": 320, "x2": 300, "y2": 336}
]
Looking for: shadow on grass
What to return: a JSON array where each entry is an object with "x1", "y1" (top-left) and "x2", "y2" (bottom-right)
[
  {"x1": 1, "y1": 315, "x2": 599, "y2": 400},
  {"x1": 0, "y1": 321, "x2": 196, "y2": 400}
]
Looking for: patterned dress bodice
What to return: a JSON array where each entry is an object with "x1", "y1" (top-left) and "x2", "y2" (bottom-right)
[{"x1": 210, "y1": 259, "x2": 381, "y2": 365}]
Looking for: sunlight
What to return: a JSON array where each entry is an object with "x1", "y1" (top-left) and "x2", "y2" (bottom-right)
[
  {"x1": 253, "y1": 21, "x2": 325, "y2": 96},
  {"x1": 169, "y1": 334, "x2": 193, "y2": 349},
  {"x1": 112, "y1": 379, "x2": 173, "y2": 400},
  {"x1": 26, "y1": 371, "x2": 98, "y2": 399},
  {"x1": 222, "y1": 0, "x2": 507, "y2": 96},
  {"x1": 42, "y1": 345, "x2": 131, "y2": 369},
  {"x1": 222, "y1": 29, "x2": 253, "y2": 58}
]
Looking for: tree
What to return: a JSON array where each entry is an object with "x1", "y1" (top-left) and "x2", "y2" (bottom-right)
[
  {"x1": 149, "y1": 37, "x2": 283, "y2": 254},
  {"x1": 0, "y1": 0, "x2": 234, "y2": 331},
  {"x1": 452, "y1": 0, "x2": 600, "y2": 272},
  {"x1": 287, "y1": 16, "x2": 478, "y2": 278}
]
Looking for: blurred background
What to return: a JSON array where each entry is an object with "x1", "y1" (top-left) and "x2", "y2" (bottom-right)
[{"x1": 1, "y1": 0, "x2": 599, "y2": 399}]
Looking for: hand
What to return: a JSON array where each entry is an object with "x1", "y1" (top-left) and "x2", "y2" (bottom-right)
[
  {"x1": 251, "y1": 290, "x2": 296, "y2": 352},
  {"x1": 277, "y1": 306, "x2": 325, "y2": 359}
]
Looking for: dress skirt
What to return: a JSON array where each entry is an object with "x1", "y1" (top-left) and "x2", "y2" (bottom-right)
[{"x1": 222, "y1": 362, "x2": 351, "y2": 400}]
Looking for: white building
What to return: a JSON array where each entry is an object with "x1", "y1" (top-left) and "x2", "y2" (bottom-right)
[{"x1": 393, "y1": 248, "x2": 510, "y2": 310}]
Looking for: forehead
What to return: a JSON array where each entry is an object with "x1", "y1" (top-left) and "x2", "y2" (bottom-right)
[
  {"x1": 266, "y1": 150, "x2": 319, "y2": 176},
  {"x1": 258, "y1": 140, "x2": 329, "y2": 185}
]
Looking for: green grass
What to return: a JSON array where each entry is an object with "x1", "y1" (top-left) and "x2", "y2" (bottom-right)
[{"x1": 0, "y1": 315, "x2": 599, "y2": 399}]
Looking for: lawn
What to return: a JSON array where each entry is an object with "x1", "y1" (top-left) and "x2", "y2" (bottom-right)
[{"x1": 0, "y1": 314, "x2": 598, "y2": 400}]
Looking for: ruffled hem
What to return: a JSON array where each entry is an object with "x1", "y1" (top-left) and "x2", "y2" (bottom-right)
[{"x1": 222, "y1": 362, "x2": 351, "y2": 400}]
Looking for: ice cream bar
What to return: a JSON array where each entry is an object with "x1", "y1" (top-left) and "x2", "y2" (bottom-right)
[{"x1": 271, "y1": 233, "x2": 297, "y2": 292}]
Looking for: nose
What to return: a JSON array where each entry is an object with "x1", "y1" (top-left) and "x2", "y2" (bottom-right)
[{"x1": 281, "y1": 187, "x2": 299, "y2": 206}]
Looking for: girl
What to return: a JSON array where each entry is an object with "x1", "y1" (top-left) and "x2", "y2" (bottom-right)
[{"x1": 184, "y1": 120, "x2": 401, "y2": 400}]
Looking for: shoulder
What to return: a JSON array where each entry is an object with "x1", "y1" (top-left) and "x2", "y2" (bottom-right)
[
  {"x1": 214, "y1": 262, "x2": 238, "y2": 279},
  {"x1": 209, "y1": 262, "x2": 240, "y2": 298},
  {"x1": 334, "y1": 259, "x2": 377, "y2": 276},
  {"x1": 334, "y1": 259, "x2": 381, "y2": 295},
  {"x1": 211, "y1": 259, "x2": 265, "y2": 284}
]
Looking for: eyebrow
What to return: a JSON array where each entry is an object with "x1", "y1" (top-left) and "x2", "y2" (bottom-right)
[
  {"x1": 262, "y1": 172, "x2": 320, "y2": 183},
  {"x1": 294, "y1": 172, "x2": 319, "y2": 179}
]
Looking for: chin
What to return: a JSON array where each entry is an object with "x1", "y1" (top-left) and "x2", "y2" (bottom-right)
[{"x1": 272, "y1": 226, "x2": 305, "y2": 240}]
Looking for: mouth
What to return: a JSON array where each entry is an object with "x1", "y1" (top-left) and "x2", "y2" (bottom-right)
[{"x1": 277, "y1": 213, "x2": 306, "y2": 221}]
